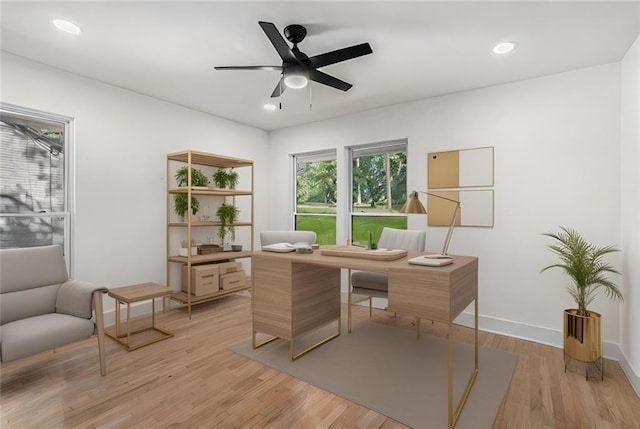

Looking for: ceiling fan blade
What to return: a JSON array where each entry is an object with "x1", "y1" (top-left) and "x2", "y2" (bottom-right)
[
  {"x1": 259, "y1": 21, "x2": 300, "y2": 65},
  {"x1": 307, "y1": 43, "x2": 372, "y2": 69},
  {"x1": 270, "y1": 77, "x2": 286, "y2": 98},
  {"x1": 214, "y1": 66, "x2": 282, "y2": 71},
  {"x1": 308, "y1": 69, "x2": 353, "y2": 91}
]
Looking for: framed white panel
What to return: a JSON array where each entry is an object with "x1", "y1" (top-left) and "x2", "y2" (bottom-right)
[
  {"x1": 459, "y1": 190, "x2": 493, "y2": 227},
  {"x1": 428, "y1": 146, "x2": 494, "y2": 189},
  {"x1": 459, "y1": 147, "x2": 493, "y2": 187}
]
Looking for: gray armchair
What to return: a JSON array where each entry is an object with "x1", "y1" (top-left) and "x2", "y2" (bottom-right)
[
  {"x1": 348, "y1": 227, "x2": 426, "y2": 333},
  {"x1": 0, "y1": 245, "x2": 107, "y2": 375}
]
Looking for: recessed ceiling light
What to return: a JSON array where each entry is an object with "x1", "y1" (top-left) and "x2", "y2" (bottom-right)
[
  {"x1": 53, "y1": 19, "x2": 81, "y2": 35},
  {"x1": 263, "y1": 103, "x2": 277, "y2": 111},
  {"x1": 492, "y1": 41, "x2": 517, "y2": 54}
]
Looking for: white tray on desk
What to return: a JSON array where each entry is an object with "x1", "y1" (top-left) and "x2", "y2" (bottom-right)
[
  {"x1": 408, "y1": 255, "x2": 454, "y2": 266},
  {"x1": 321, "y1": 245, "x2": 407, "y2": 261}
]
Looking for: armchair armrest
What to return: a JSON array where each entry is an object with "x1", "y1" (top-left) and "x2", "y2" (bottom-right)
[{"x1": 56, "y1": 280, "x2": 108, "y2": 319}]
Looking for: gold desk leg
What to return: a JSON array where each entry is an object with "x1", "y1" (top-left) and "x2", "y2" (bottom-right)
[
  {"x1": 447, "y1": 297, "x2": 479, "y2": 429},
  {"x1": 290, "y1": 317, "x2": 341, "y2": 361},
  {"x1": 252, "y1": 329, "x2": 279, "y2": 349}
]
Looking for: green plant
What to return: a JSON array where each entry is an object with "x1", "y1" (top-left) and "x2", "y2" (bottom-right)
[
  {"x1": 212, "y1": 170, "x2": 228, "y2": 188},
  {"x1": 226, "y1": 169, "x2": 239, "y2": 190},
  {"x1": 175, "y1": 166, "x2": 209, "y2": 187},
  {"x1": 541, "y1": 226, "x2": 622, "y2": 316},
  {"x1": 216, "y1": 203, "x2": 240, "y2": 243},
  {"x1": 173, "y1": 194, "x2": 200, "y2": 218}
]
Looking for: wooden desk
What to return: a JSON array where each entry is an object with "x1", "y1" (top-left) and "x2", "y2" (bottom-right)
[
  {"x1": 106, "y1": 282, "x2": 174, "y2": 351},
  {"x1": 251, "y1": 247, "x2": 478, "y2": 428}
]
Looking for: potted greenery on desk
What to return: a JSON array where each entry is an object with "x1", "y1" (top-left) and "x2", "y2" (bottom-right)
[{"x1": 541, "y1": 226, "x2": 622, "y2": 379}]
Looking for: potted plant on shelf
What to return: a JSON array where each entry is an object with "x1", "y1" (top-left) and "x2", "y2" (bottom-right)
[
  {"x1": 173, "y1": 166, "x2": 208, "y2": 221},
  {"x1": 226, "y1": 169, "x2": 239, "y2": 190},
  {"x1": 541, "y1": 226, "x2": 622, "y2": 378},
  {"x1": 212, "y1": 169, "x2": 228, "y2": 189},
  {"x1": 216, "y1": 203, "x2": 240, "y2": 250},
  {"x1": 175, "y1": 166, "x2": 209, "y2": 188},
  {"x1": 173, "y1": 193, "x2": 200, "y2": 221}
]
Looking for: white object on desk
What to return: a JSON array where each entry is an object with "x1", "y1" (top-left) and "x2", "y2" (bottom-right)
[
  {"x1": 408, "y1": 255, "x2": 454, "y2": 266},
  {"x1": 262, "y1": 242, "x2": 312, "y2": 253}
]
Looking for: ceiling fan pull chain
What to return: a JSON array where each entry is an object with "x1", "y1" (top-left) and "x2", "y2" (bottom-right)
[{"x1": 309, "y1": 83, "x2": 313, "y2": 111}]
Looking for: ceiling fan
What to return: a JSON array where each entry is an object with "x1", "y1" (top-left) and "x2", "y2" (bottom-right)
[{"x1": 214, "y1": 21, "x2": 373, "y2": 98}]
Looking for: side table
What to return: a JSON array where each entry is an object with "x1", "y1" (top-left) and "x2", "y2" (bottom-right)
[{"x1": 106, "y1": 282, "x2": 174, "y2": 351}]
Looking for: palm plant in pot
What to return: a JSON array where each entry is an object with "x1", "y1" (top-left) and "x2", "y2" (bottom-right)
[
  {"x1": 541, "y1": 226, "x2": 621, "y2": 378},
  {"x1": 216, "y1": 203, "x2": 240, "y2": 250}
]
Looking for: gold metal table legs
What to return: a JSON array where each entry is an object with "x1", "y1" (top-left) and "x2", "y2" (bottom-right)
[
  {"x1": 447, "y1": 297, "x2": 479, "y2": 428},
  {"x1": 252, "y1": 317, "x2": 341, "y2": 361}
]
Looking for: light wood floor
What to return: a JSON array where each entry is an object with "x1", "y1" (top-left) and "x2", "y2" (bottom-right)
[{"x1": 1, "y1": 292, "x2": 639, "y2": 428}]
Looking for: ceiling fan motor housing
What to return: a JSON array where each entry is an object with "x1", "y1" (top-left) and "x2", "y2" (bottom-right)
[{"x1": 283, "y1": 24, "x2": 307, "y2": 44}]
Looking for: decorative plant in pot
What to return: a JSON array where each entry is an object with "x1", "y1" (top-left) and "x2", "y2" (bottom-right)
[
  {"x1": 213, "y1": 169, "x2": 239, "y2": 190},
  {"x1": 173, "y1": 194, "x2": 200, "y2": 221},
  {"x1": 212, "y1": 170, "x2": 228, "y2": 189},
  {"x1": 541, "y1": 226, "x2": 622, "y2": 378},
  {"x1": 226, "y1": 169, "x2": 239, "y2": 190},
  {"x1": 216, "y1": 203, "x2": 240, "y2": 250},
  {"x1": 175, "y1": 166, "x2": 209, "y2": 188},
  {"x1": 173, "y1": 167, "x2": 209, "y2": 221}
]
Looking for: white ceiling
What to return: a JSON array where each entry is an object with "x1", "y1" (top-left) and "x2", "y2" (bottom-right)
[{"x1": 1, "y1": 1, "x2": 639, "y2": 131}]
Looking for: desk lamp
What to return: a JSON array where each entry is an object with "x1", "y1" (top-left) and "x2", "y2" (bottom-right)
[{"x1": 400, "y1": 190, "x2": 460, "y2": 261}]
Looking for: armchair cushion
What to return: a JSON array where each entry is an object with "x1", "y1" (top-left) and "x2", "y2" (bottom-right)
[
  {"x1": 0, "y1": 284, "x2": 59, "y2": 325},
  {"x1": 57, "y1": 280, "x2": 107, "y2": 319},
  {"x1": 0, "y1": 245, "x2": 68, "y2": 293},
  {"x1": 0, "y1": 313, "x2": 95, "y2": 362}
]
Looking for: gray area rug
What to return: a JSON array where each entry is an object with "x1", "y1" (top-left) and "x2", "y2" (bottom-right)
[{"x1": 229, "y1": 319, "x2": 517, "y2": 429}]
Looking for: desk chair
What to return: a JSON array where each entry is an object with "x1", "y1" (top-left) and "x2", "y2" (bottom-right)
[
  {"x1": 348, "y1": 227, "x2": 426, "y2": 334},
  {"x1": 260, "y1": 230, "x2": 317, "y2": 247}
]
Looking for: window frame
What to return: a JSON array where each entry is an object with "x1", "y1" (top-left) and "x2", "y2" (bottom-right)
[
  {"x1": 0, "y1": 102, "x2": 75, "y2": 273},
  {"x1": 291, "y1": 149, "x2": 338, "y2": 245},
  {"x1": 346, "y1": 139, "x2": 408, "y2": 244}
]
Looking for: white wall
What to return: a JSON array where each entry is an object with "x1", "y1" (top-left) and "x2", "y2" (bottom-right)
[
  {"x1": 1, "y1": 52, "x2": 270, "y2": 314},
  {"x1": 620, "y1": 35, "x2": 640, "y2": 394},
  {"x1": 269, "y1": 63, "x2": 626, "y2": 351}
]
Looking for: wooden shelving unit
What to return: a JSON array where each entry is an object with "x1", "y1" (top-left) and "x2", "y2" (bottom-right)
[{"x1": 166, "y1": 150, "x2": 253, "y2": 318}]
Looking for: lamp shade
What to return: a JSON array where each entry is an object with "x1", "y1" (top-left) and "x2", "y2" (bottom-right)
[{"x1": 400, "y1": 191, "x2": 427, "y2": 214}]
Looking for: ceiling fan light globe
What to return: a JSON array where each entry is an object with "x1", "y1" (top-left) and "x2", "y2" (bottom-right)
[{"x1": 284, "y1": 75, "x2": 308, "y2": 89}]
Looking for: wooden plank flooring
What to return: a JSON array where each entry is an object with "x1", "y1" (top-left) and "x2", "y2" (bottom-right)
[{"x1": 1, "y1": 292, "x2": 639, "y2": 428}]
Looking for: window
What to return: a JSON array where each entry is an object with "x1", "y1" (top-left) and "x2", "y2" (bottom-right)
[
  {"x1": 293, "y1": 150, "x2": 337, "y2": 245},
  {"x1": 348, "y1": 140, "x2": 407, "y2": 246},
  {"x1": 0, "y1": 104, "x2": 73, "y2": 268}
]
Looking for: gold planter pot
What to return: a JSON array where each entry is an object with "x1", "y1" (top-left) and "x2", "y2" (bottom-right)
[{"x1": 563, "y1": 309, "x2": 603, "y2": 380}]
